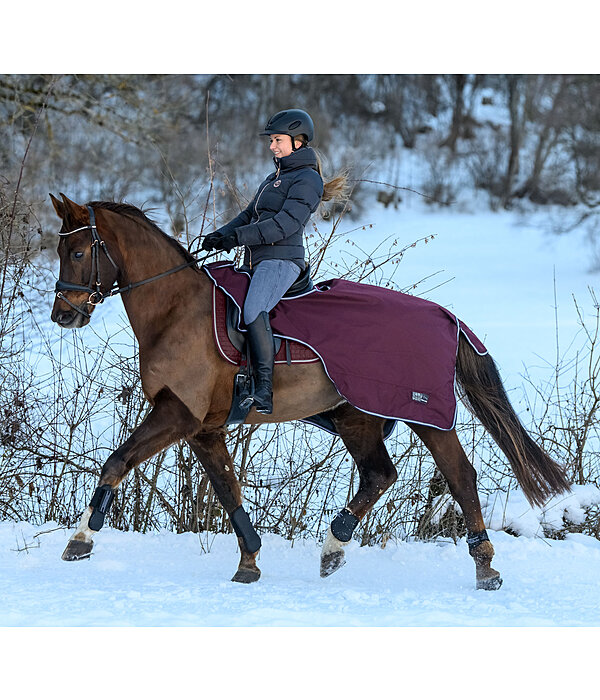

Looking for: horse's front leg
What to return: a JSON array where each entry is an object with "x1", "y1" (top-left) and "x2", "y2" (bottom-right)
[
  {"x1": 188, "y1": 431, "x2": 262, "y2": 584},
  {"x1": 62, "y1": 388, "x2": 200, "y2": 561}
]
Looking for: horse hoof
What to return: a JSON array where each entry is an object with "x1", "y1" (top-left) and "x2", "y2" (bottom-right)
[
  {"x1": 61, "y1": 539, "x2": 93, "y2": 561},
  {"x1": 320, "y1": 550, "x2": 346, "y2": 578},
  {"x1": 476, "y1": 575, "x2": 503, "y2": 591},
  {"x1": 231, "y1": 568, "x2": 261, "y2": 584}
]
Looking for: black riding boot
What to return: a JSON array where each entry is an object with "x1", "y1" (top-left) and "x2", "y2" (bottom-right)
[{"x1": 245, "y1": 311, "x2": 274, "y2": 414}]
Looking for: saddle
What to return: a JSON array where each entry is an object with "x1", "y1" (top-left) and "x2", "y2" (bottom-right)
[
  {"x1": 220, "y1": 264, "x2": 316, "y2": 362},
  {"x1": 213, "y1": 293, "x2": 319, "y2": 369}
]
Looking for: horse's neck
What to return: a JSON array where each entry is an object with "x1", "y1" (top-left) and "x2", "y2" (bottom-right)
[
  {"x1": 112, "y1": 216, "x2": 185, "y2": 287},
  {"x1": 105, "y1": 211, "x2": 211, "y2": 339}
]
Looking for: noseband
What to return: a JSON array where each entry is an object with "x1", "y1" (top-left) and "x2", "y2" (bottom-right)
[{"x1": 55, "y1": 205, "x2": 210, "y2": 318}]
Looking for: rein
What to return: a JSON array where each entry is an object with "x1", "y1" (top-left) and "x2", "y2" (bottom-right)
[{"x1": 55, "y1": 206, "x2": 215, "y2": 316}]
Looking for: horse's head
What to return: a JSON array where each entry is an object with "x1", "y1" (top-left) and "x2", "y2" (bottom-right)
[{"x1": 50, "y1": 193, "x2": 119, "y2": 328}]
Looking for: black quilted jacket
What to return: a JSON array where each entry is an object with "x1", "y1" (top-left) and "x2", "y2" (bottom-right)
[{"x1": 215, "y1": 146, "x2": 323, "y2": 270}]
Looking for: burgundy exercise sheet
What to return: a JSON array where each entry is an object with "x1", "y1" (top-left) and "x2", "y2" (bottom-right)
[{"x1": 204, "y1": 262, "x2": 487, "y2": 431}]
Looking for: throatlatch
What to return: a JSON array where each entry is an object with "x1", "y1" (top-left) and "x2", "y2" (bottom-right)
[
  {"x1": 88, "y1": 484, "x2": 115, "y2": 531},
  {"x1": 331, "y1": 508, "x2": 359, "y2": 542},
  {"x1": 230, "y1": 506, "x2": 262, "y2": 553}
]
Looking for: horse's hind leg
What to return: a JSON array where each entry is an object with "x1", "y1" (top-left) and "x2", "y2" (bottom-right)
[
  {"x1": 408, "y1": 423, "x2": 502, "y2": 590},
  {"x1": 62, "y1": 388, "x2": 200, "y2": 561},
  {"x1": 320, "y1": 404, "x2": 397, "y2": 577},
  {"x1": 188, "y1": 431, "x2": 261, "y2": 584}
]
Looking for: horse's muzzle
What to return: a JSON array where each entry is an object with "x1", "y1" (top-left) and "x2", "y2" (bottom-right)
[{"x1": 51, "y1": 298, "x2": 91, "y2": 328}]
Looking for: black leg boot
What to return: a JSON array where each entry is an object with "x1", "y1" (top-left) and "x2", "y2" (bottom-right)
[{"x1": 245, "y1": 311, "x2": 274, "y2": 414}]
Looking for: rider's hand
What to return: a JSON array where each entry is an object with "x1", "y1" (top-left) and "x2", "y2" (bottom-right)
[
  {"x1": 201, "y1": 232, "x2": 222, "y2": 252},
  {"x1": 212, "y1": 231, "x2": 239, "y2": 253}
]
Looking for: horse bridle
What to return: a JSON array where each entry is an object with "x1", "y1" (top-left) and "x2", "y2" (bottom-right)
[
  {"x1": 55, "y1": 207, "x2": 119, "y2": 317},
  {"x1": 55, "y1": 205, "x2": 212, "y2": 318}
]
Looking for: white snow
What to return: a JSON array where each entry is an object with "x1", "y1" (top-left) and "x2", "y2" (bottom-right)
[
  {"x1": 482, "y1": 484, "x2": 600, "y2": 539},
  {"x1": 2, "y1": 516, "x2": 599, "y2": 627}
]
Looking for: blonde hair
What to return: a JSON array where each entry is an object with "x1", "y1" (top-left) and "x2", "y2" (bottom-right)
[{"x1": 295, "y1": 136, "x2": 350, "y2": 203}]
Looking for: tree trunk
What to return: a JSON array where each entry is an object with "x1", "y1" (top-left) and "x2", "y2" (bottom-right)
[
  {"x1": 440, "y1": 74, "x2": 467, "y2": 152},
  {"x1": 512, "y1": 76, "x2": 569, "y2": 201},
  {"x1": 503, "y1": 75, "x2": 527, "y2": 207}
]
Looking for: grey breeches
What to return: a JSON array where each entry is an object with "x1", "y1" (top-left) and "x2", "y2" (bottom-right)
[{"x1": 243, "y1": 259, "x2": 302, "y2": 324}]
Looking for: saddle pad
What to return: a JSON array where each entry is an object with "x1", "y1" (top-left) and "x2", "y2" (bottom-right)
[
  {"x1": 212, "y1": 284, "x2": 319, "y2": 366},
  {"x1": 204, "y1": 262, "x2": 488, "y2": 431}
]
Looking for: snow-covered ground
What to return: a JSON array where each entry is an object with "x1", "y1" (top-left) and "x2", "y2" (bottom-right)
[{"x1": 2, "y1": 518, "x2": 599, "y2": 627}]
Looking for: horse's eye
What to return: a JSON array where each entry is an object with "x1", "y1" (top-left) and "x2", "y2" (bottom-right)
[{"x1": 72, "y1": 251, "x2": 84, "y2": 260}]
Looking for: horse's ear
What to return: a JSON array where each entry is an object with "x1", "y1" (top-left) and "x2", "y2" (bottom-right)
[
  {"x1": 49, "y1": 193, "x2": 65, "y2": 219},
  {"x1": 59, "y1": 193, "x2": 88, "y2": 222}
]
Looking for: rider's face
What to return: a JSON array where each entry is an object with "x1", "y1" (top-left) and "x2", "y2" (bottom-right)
[{"x1": 269, "y1": 134, "x2": 295, "y2": 158}]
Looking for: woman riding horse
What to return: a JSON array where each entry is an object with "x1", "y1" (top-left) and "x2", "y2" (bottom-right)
[
  {"x1": 202, "y1": 109, "x2": 346, "y2": 414},
  {"x1": 51, "y1": 190, "x2": 570, "y2": 588}
]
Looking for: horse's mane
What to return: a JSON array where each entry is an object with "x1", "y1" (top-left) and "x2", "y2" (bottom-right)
[{"x1": 87, "y1": 201, "x2": 197, "y2": 265}]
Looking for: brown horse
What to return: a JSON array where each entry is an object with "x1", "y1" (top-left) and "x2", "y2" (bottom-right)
[{"x1": 49, "y1": 193, "x2": 570, "y2": 589}]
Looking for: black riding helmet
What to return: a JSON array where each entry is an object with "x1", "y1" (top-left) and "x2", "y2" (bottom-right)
[{"x1": 259, "y1": 109, "x2": 314, "y2": 146}]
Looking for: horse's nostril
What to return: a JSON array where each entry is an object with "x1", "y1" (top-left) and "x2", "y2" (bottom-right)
[{"x1": 52, "y1": 309, "x2": 74, "y2": 326}]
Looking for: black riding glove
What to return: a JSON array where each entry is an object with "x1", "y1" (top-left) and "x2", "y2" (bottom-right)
[
  {"x1": 212, "y1": 231, "x2": 239, "y2": 253},
  {"x1": 201, "y1": 232, "x2": 222, "y2": 252}
]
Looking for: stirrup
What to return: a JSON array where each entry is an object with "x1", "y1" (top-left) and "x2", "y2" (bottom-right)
[
  {"x1": 239, "y1": 392, "x2": 272, "y2": 414},
  {"x1": 239, "y1": 395, "x2": 254, "y2": 411}
]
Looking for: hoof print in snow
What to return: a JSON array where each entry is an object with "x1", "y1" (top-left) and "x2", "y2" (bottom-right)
[
  {"x1": 231, "y1": 568, "x2": 261, "y2": 584},
  {"x1": 477, "y1": 575, "x2": 503, "y2": 591},
  {"x1": 320, "y1": 551, "x2": 346, "y2": 578},
  {"x1": 61, "y1": 540, "x2": 93, "y2": 561}
]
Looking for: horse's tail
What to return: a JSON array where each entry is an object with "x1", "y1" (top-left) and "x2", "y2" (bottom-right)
[{"x1": 455, "y1": 334, "x2": 571, "y2": 507}]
